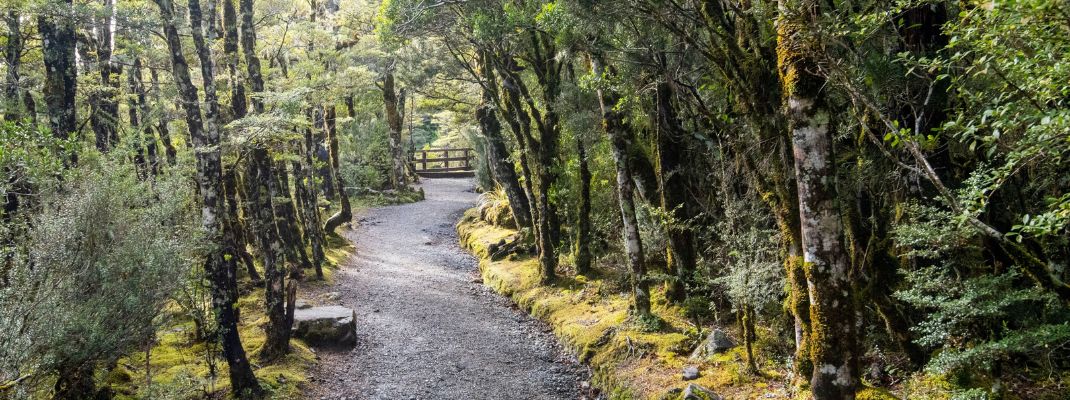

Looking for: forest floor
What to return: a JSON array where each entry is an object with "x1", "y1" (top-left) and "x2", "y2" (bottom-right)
[{"x1": 303, "y1": 178, "x2": 589, "y2": 400}]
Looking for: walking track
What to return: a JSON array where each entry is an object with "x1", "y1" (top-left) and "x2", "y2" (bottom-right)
[{"x1": 305, "y1": 178, "x2": 588, "y2": 400}]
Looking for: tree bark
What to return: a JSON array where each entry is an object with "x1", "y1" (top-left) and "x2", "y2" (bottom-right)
[
  {"x1": 223, "y1": 0, "x2": 246, "y2": 120},
  {"x1": 295, "y1": 107, "x2": 327, "y2": 278},
  {"x1": 475, "y1": 52, "x2": 532, "y2": 228},
  {"x1": 91, "y1": 0, "x2": 121, "y2": 152},
  {"x1": 154, "y1": 0, "x2": 262, "y2": 396},
  {"x1": 148, "y1": 67, "x2": 177, "y2": 165},
  {"x1": 38, "y1": 0, "x2": 78, "y2": 164},
  {"x1": 497, "y1": 62, "x2": 558, "y2": 284},
  {"x1": 592, "y1": 55, "x2": 652, "y2": 317},
  {"x1": 246, "y1": 147, "x2": 291, "y2": 360},
  {"x1": 574, "y1": 136, "x2": 592, "y2": 275},
  {"x1": 323, "y1": 105, "x2": 352, "y2": 233},
  {"x1": 655, "y1": 79, "x2": 696, "y2": 302},
  {"x1": 382, "y1": 71, "x2": 408, "y2": 190},
  {"x1": 777, "y1": 1, "x2": 858, "y2": 397},
  {"x1": 126, "y1": 58, "x2": 158, "y2": 177},
  {"x1": 3, "y1": 12, "x2": 22, "y2": 122}
]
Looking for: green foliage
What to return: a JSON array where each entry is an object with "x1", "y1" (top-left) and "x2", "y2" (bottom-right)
[
  {"x1": 0, "y1": 159, "x2": 196, "y2": 397},
  {"x1": 897, "y1": 267, "x2": 1069, "y2": 374}
]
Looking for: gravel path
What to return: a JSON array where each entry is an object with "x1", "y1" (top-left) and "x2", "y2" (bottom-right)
[{"x1": 305, "y1": 178, "x2": 589, "y2": 400}]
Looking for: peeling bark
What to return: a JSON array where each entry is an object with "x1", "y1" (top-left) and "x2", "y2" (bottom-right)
[{"x1": 777, "y1": 0, "x2": 858, "y2": 397}]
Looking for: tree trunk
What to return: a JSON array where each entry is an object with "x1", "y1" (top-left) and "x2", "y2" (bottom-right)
[
  {"x1": 91, "y1": 0, "x2": 120, "y2": 152},
  {"x1": 574, "y1": 136, "x2": 592, "y2": 275},
  {"x1": 475, "y1": 53, "x2": 532, "y2": 228},
  {"x1": 295, "y1": 107, "x2": 327, "y2": 278},
  {"x1": 496, "y1": 69, "x2": 540, "y2": 232},
  {"x1": 655, "y1": 79, "x2": 696, "y2": 302},
  {"x1": 53, "y1": 364, "x2": 96, "y2": 400},
  {"x1": 148, "y1": 67, "x2": 177, "y2": 165},
  {"x1": 592, "y1": 56, "x2": 652, "y2": 318},
  {"x1": 3, "y1": 12, "x2": 22, "y2": 122},
  {"x1": 246, "y1": 147, "x2": 291, "y2": 360},
  {"x1": 239, "y1": 0, "x2": 264, "y2": 114},
  {"x1": 497, "y1": 64, "x2": 557, "y2": 284},
  {"x1": 273, "y1": 164, "x2": 313, "y2": 277},
  {"x1": 38, "y1": 0, "x2": 78, "y2": 164},
  {"x1": 323, "y1": 105, "x2": 352, "y2": 233},
  {"x1": 236, "y1": 0, "x2": 296, "y2": 355},
  {"x1": 154, "y1": 0, "x2": 262, "y2": 396},
  {"x1": 777, "y1": 1, "x2": 858, "y2": 397},
  {"x1": 382, "y1": 71, "x2": 408, "y2": 190},
  {"x1": 223, "y1": 0, "x2": 245, "y2": 120},
  {"x1": 126, "y1": 59, "x2": 157, "y2": 178}
]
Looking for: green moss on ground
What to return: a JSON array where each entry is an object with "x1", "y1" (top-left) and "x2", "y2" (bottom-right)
[
  {"x1": 107, "y1": 231, "x2": 354, "y2": 399},
  {"x1": 457, "y1": 210, "x2": 789, "y2": 399}
]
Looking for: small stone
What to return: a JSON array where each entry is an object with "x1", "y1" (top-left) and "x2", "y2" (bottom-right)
[
  {"x1": 690, "y1": 328, "x2": 737, "y2": 360},
  {"x1": 323, "y1": 292, "x2": 342, "y2": 301},
  {"x1": 681, "y1": 383, "x2": 721, "y2": 400},
  {"x1": 295, "y1": 299, "x2": 313, "y2": 310},
  {"x1": 682, "y1": 365, "x2": 700, "y2": 380}
]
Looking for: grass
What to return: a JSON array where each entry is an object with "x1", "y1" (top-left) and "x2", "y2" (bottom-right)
[{"x1": 456, "y1": 208, "x2": 791, "y2": 399}]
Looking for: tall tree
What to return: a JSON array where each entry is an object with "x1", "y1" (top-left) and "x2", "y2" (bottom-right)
[
  {"x1": 38, "y1": 0, "x2": 78, "y2": 164},
  {"x1": 153, "y1": 0, "x2": 262, "y2": 395},
  {"x1": 237, "y1": 0, "x2": 296, "y2": 358},
  {"x1": 591, "y1": 54, "x2": 652, "y2": 318},
  {"x1": 91, "y1": 0, "x2": 121, "y2": 152},
  {"x1": 381, "y1": 70, "x2": 409, "y2": 190},
  {"x1": 3, "y1": 12, "x2": 22, "y2": 122},
  {"x1": 655, "y1": 77, "x2": 696, "y2": 302},
  {"x1": 776, "y1": 0, "x2": 858, "y2": 397},
  {"x1": 475, "y1": 50, "x2": 532, "y2": 228}
]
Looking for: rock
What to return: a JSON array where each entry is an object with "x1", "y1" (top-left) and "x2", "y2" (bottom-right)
[
  {"x1": 295, "y1": 299, "x2": 313, "y2": 310},
  {"x1": 292, "y1": 305, "x2": 357, "y2": 347},
  {"x1": 690, "y1": 328, "x2": 736, "y2": 360},
  {"x1": 682, "y1": 365, "x2": 700, "y2": 380},
  {"x1": 323, "y1": 291, "x2": 342, "y2": 301},
  {"x1": 681, "y1": 383, "x2": 721, "y2": 400}
]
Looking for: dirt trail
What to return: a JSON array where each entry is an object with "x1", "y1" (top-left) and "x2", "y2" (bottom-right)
[{"x1": 305, "y1": 178, "x2": 587, "y2": 400}]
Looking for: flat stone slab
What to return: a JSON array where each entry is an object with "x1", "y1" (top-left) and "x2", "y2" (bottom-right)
[{"x1": 292, "y1": 305, "x2": 356, "y2": 347}]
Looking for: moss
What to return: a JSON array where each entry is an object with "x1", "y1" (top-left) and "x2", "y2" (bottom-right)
[
  {"x1": 857, "y1": 386, "x2": 900, "y2": 400},
  {"x1": 105, "y1": 231, "x2": 355, "y2": 399},
  {"x1": 457, "y1": 210, "x2": 787, "y2": 399}
]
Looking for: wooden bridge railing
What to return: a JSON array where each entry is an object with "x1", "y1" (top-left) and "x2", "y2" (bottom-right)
[{"x1": 410, "y1": 147, "x2": 475, "y2": 177}]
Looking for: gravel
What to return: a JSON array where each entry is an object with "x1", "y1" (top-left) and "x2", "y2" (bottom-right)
[{"x1": 304, "y1": 178, "x2": 590, "y2": 400}]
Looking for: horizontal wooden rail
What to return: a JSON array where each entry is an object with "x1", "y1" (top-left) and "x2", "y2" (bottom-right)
[{"x1": 411, "y1": 147, "x2": 475, "y2": 174}]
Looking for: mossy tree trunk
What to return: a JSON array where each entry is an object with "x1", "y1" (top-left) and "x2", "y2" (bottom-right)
[
  {"x1": 592, "y1": 55, "x2": 652, "y2": 318},
  {"x1": 655, "y1": 78, "x2": 696, "y2": 303},
  {"x1": 776, "y1": 0, "x2": 859, "y2": 397},
  {"x1": 154, "y1": 0, "x2": 262, "y2": 396},
  {"x1": 295, "y1": 106, "x2": 327, "y2": 278},
  {"x1": 382, "y1": 71, "x2": 409, "y2": 191},
  {"x1": 323, "y1": 104, "x2": 352, "y2": 233},
  {"x1": 91, "y1": 0, "x2": 120, "y2": 153},
  {"x1": 38, "y1": 0, "x2": 78, "y2": 164},
  {"x1": 475, "y1": 51, "x2": 532, "y2": 229},
  {"x1": 126, "y1": 58, "x2": 158, "y2": 178},
  {"x1": 494, "y1": 58, "x2": 540, "y2": 233},
  {"x1": 148, "y1": 67, "x2": 177, "y2": 166},
  {"x1": 574, "y1": 136, "x2": 592, "y2": 276},
  {"x1": 496, "y1": 55, "x2": 560, "y2": 285},
  {"x1": 3, "y1": 12, "x2": 22, "y2": 122}
]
